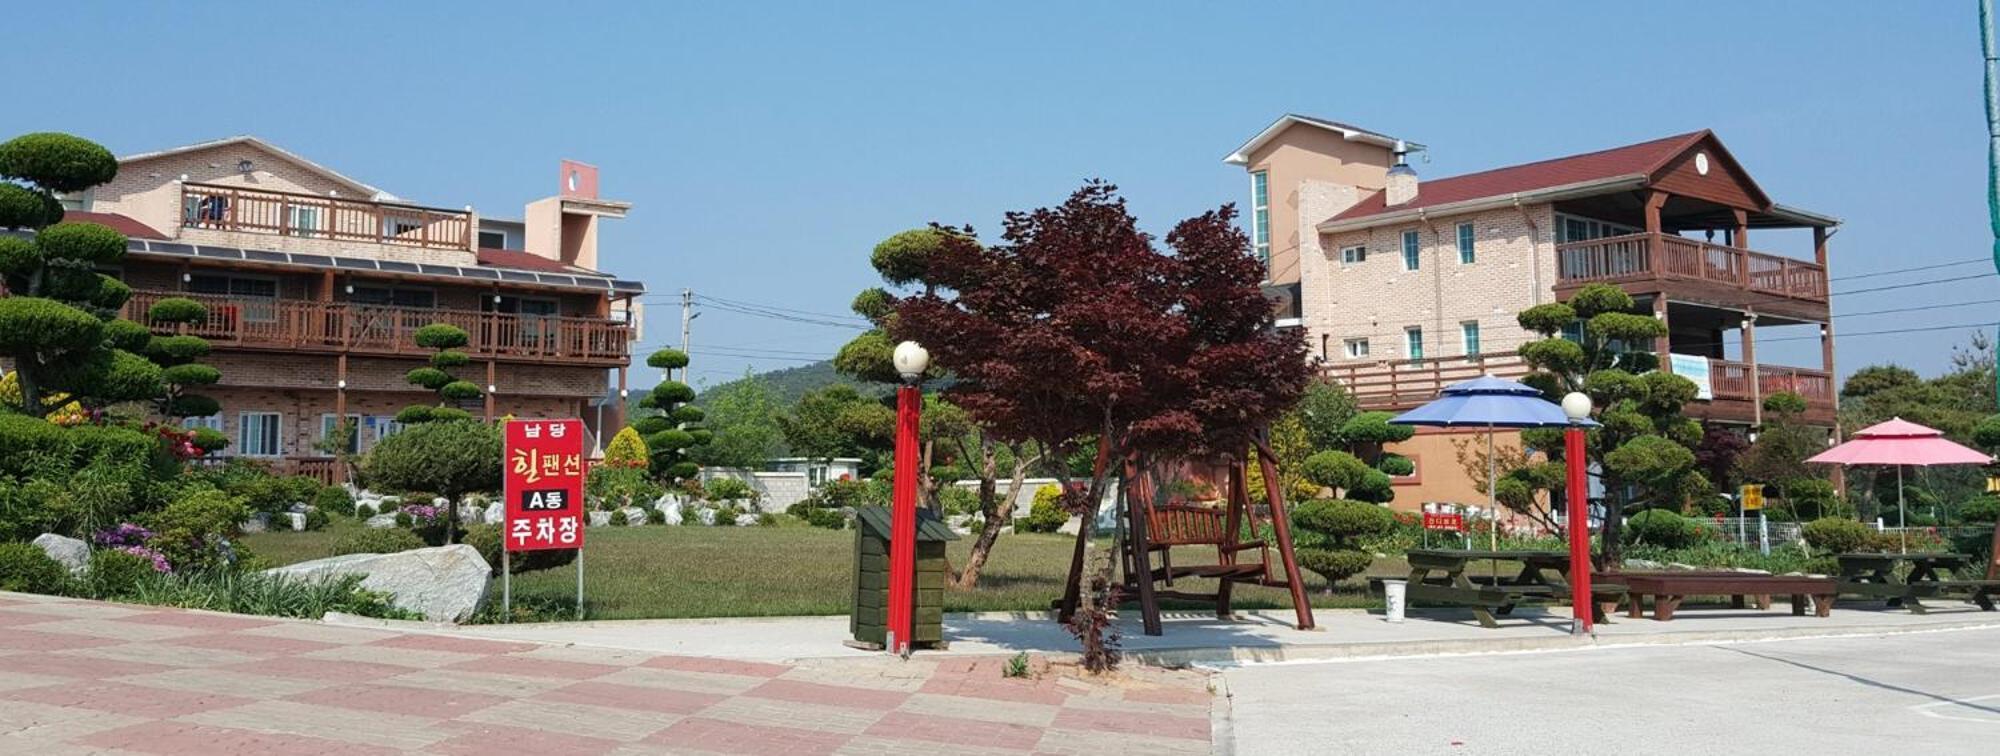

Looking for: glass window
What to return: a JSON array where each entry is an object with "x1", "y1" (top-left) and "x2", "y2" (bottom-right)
[
  {"x1": 1462, "y1": 321, "x2": 1481, "y2": 356},
  {"x1": 1341, "y1": 245, "x2": 1367, "y2": 264},
  {"x1": 188, "y1": 274, "x2": 279, "y2": 323},
  {"x1": 351, "y1": 286, "x2": 436, "y2": 309},
  {"x1": 290, "y1": 206, "x2": 320, "y2": 238},
  {"x1": 1457, "y1": 223, "x2": 1476, "y2": 264},
  {"x1": 1401, "y1": 230, "x2": 1420, "y2": 271},
  {"x1": 1406, "y1": 327, "x2": 1424, "y2": 361},
  {"x1": 238, "y1": 412, "x2": 282, "y2": 457},
  {"x1": 1250, "y1": 172, "x2": 1270, "y2": 270},
  {"x1": 477, "y1": 230, "x2": 507, "y2": 249},
  {"x1": 1344, "y1": 338, "x2": 1370, "y2": 359},
  {"x1": 320, "y1": 414, "x2": 361, "y2": 455}
]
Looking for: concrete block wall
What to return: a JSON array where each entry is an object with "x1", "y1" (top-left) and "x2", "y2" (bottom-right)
[{"x1": 698, "y1": 469, "x2": 810, "y2": 513}]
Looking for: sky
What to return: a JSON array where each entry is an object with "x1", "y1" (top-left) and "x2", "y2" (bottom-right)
[{"x1": 4, "y1": 1, "x2": 1994, "y2": 389}]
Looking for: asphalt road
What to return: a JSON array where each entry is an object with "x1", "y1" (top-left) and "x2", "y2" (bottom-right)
[{"x1": 1221, "y1": 626, "x2": 2000, "y2": 755}]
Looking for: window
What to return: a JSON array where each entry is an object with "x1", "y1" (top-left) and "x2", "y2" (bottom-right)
[
  {"x1": 1340, "y1": 245, "x2": 1367, "y2": 265},
  {"x1": 289, "y1": 206, "x2": 321, "y2": 238},
  {"x1": 57, "y1": 188, "x2": 93, "y2": 212},
  {"x1": 385, "y1": 217, "x2": 424, "y2": 238},
  {"x1": 1401, "y1": 230, "x2": 1421, "y2": 271},
  {"x1": 351, "y1": 285, "x2": 436, "y2": 309},
  {"x1": 1555, "y1": 213, "x2": 1640, "y2": 243},
  {"x1": 1456, "y1": 222, "x2": 1476, "y2": 264},
  {"x1": 238, "y1": 412, "x2": 282, "y2": 457},
  {"x1": 367, "y1": 415, "x2": 405, "y2": 446},
  {"x1": 1344, "y1": 338, "x2": 1370, "y2": 359},
  {"x1": 320, "y1": 414, "x2": 361, "y2": 455},
  {"x1": 1561, "y1": 320, "x2": 1584, "y2": 343},
  {"x1": 183, "y1": 415, "x2": 223, "y2": 458},
  {"x1": 1406, "y1": 327, "x2": 1424, "y2": 361},
  {"x1": 477, "y1": 229, "x2": 508, "y2": 249},
  {"x1": 188, "y1": 274, "x2": 279, "y2": 323},
  {"x1": 1461, "y1": 321, "x2": 1482, "y2": 357},
  {"x1": 1250, "y1": 171, "x2": 1271, "y2": 271}
]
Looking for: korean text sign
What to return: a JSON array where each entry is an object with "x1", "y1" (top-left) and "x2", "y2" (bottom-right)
[{"x1": 504, "y1": 419, "x2": 585, "y2": 552}]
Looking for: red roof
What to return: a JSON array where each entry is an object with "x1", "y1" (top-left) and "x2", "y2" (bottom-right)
[
  {"x1": 61, "y1": 211, "x2": 168, "y2": 240},
  {"x1": 476, "y1": 247, "x2": 591, "y2": 274},
  {"x1": 1327, "y1": 131, "x2": 1712, "y2": 224}
]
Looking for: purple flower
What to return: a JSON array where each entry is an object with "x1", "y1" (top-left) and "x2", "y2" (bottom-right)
[
  {"x1": 400, "y1": 504, "x2": 442, "y2": 522},
  {"x1": 117, "y1": 545, "x2": 172, "y2": 573},
  {"x1": 94, "y1": 523, "x2": 156, "y2": 548}
]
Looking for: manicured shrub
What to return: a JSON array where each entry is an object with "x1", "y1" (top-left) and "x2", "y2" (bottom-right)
[
  {"x1": 646, "y1": 349, "x2": 690, "y2": 369},
  {"x1": 1623, "y1": 509, "x2": 1705, "y2": 549},
  {"x1": 0, "y1": 132, "x2": 119, "y2": 193},
  {"x1": 147, "y1": 488, "x2": 249, "y2": 571},
  {"x1": 0, "y1": 542, "x2": 69, "y2": 593},
  {"x1": 1376, "y1": 454, "x2": 1415, "y2": 477},
  {"x1": 429, "y1": 350, "x2": 469, "y2": 368},
  {"x1": 650, "y1": 380, "x2": 696, "y2": 405},
  {"x1": 1295, "y1": 549, "x2": 1375, "y2": 586},
  {"x1": 300, "y1": 508, "x2": 330, "y2": 531},
  {"x1": 0, "y1": 296, "x2": 104, "y2": 355},
  {"x1": 1802, "y1": 517, "x2": 1873, "y2": 554},
  {"x1": 1291, "y1": 499, "x2": 1394, "y2": 590},
  {"x1": 31, "y1": 221, "x2": 127, "y2": 264},
  {"x1": 602, "y1": 427, "x2": 649, "y2": 468},
  {"x1": 405, "y1": 367, "x2": 452, "y2": 390},
  {"x1": 439, "y1": 381, "x2": 483, "y2": 401},
  {"x1": 0, "y1": 184, "x2": 58, "y2": 230},
  {"x1": 146, "y1": 297, "x2": 208, "y2": 324},
  {"x1": 1960, "y1": 497, "x2": 2000, "y2": 524},
  {"x1": 146, "y1": 334, "x2": 211, "y2": 362},
  {"x1": 706, "y1": 477, "x2": 755, "y2": 503},
  {"x1": 1019, "y1": 484, "x2": 1070, "y2": 533},
  {"x1": 363, "y1": 420, "x2": 501, "y2": 508},
  {"x1": 1300, "y1": 450, "x2": 1372, "y2": 494},
  {"x1": 413, "y1": 323, "x2": 469, "y2": 349},
  {"x1": 314, "y1": 486, "x2": 356, "y2": 517},
  {"x1": 462, "y1": 523, "x2": 577, "y2": 574},
  {"x1": 330, "y1": 527, "x2": 425, "y2": 556},
  {"x1": 608, "y1": 509, "x2": 629, "y2": 527}
]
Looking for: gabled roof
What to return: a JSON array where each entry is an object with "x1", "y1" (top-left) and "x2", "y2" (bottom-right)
[
  {"x1": 1319, "y1": 129, "x2": 1811, "y2": 230},
  {"x1": 1223, "y1": 113, "x2": 1420, "y2": 165},
  {"x1": 117, "y1": 136, "x2": 397, "y2": 202}
]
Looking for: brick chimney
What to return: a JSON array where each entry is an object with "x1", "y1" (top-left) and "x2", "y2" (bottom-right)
[{"x1": 1384, "y1": 140, "x2": 1418, "y2": 207}]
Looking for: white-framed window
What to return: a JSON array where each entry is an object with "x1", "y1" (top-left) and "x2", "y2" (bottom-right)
[
  {"x1": 320, "y1": 414, "x2": 361, "y2": 455},
  {"x1": 1401, "y1": 230, "x2": 1421, "y2": 271},
  {"x1": 1340, "y1": 245, "x2": 1367, "y2": 265},
  {"x1": 1405, "y1": 327, "x2": 1424, "y2": 361},
  {"x1": 1250, "y1": 171, "x2": 1270, "y2": 271},
  {"x1": 1456, "y1": 222, "x2": 1476, "y2": 264},
  {"x1": 477, "y1": 229, "x2": 508, "y2": 249},
  {"x1": 1344, "y1": 338, "x2": 1370, "y2": 359},
  {"x1": 1461, "y1": 321, "x2": 1482, "y2": 357},
  {"x1": 289, "y1": 205, "x2": 321, "y2": 238},
  {"x1": 187, "y1": 273, "x2": 280, "y2": 323},
  {"x1": 238, "y1": 412, "x2": 282, "y2": 457},
  {"x1": 368, "y1": 415, "x2": 405, "y2": 446},
  {"x1": 1555, "y1": 213, "x2": 1640, "y2": 243},
  {"x1": 182, "y1": 414, "x2": 224, "y2": 457}
]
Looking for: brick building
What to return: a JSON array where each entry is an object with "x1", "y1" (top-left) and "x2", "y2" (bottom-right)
[
  {"x1": 55, "y1": 136, "x2": 644, "y2": 481},
  {"x1": 1227, "y1": 115, "x2": 1837, "y2": 510}
]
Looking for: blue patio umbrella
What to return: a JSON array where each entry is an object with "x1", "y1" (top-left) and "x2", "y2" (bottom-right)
[{"x1": 1390, "y1": 376, "x2": 1598, "y2": 550}]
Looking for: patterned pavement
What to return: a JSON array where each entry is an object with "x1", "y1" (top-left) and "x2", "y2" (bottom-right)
[{"x1": 0, "y1": 592, "x2": 1214, "y2": 755}]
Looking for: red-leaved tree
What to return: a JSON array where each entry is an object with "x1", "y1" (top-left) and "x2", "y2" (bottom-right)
[{"x1": 890, "y1": 181, "x2": 1311, "y2": 670}]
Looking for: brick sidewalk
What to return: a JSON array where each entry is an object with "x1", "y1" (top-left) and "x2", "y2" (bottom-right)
[{"x1": 0, "y1": 593, "x2": 1213, "y2": 755}]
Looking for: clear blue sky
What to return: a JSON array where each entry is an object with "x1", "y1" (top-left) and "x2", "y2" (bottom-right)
[{"x1": 6, "y1": 1, "x2": 1992, "y2": 387}]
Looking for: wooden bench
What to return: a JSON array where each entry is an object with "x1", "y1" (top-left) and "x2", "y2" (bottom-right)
[
  {"x1": 1837, "y1": 553, "x2": 2000, "y2": 614},
  {"x1": 1400, "y1": 550, "x2": 1625, "y2": 628},
  {"x1": 1602, "y1": 572, "x2": 1838, "y2": 621}
]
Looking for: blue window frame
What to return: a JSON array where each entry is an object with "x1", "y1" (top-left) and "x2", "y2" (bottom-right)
[
  {"x1": 1402, "y1": 230, "x2": 1421, "y2": 271},
  {"x1": 1457, "y1": 222, "x2": 1476, "y2": 264},
  {"x1": 1251, "y1": 172, "x2": 1270, "y2": 270}
]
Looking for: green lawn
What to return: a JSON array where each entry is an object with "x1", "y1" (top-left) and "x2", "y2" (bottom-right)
[{"x1": 243, "y1": 521, "x2": 1408, "y2": 621}]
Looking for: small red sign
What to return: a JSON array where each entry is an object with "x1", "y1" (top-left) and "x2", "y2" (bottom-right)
[
  {"x1": 1423, "y1": 513, "x2": 1463, "y2": 532},
  {"x1": 503, "y1": 419, "x2": 586, "y2": 552}
]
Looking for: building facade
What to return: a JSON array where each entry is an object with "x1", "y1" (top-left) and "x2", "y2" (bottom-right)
[
  {"x1": 57, "y1": 137, "x2": 645, "y2": 481},
  {"x1": 1228, "y1": 116, "x2": 1837, "y2": 510}
]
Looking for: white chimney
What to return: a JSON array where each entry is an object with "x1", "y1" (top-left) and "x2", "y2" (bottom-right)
[{"x1": 1384, "y1": 140, "x2": 1418, "y2": 206}]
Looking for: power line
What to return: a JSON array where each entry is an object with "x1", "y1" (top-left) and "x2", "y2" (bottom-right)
[
  {"x1": 1829, "y1": 257, "x2": 1988, "y2": 282},
  {"x1": 696, "y1": 293, "x2": 868, "y2": 324},
  {"x1": 1839, "y1": 299, "x2": 2000, "y2": 319},
  {"x1": 1830, "y1": 273, "x2": 1992, "y2": 297}
]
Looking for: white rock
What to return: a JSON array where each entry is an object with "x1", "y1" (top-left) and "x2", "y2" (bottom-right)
[
  {"x1": 1055, "y1": 515, "x2": 1085, "y2": 535},
  {"x1": 31, "y1": 534, "x2": 89, "y2": 576},
  {"x1": 456, "y1": 504, "x2": 484, "y2": 525},
  {"x1": 1624, "y1": 559, "x2": 1664, "y2": 570},
  {"x1": 947, "y1": 514, "x2": 972, "y2": 530},
  {"x1": 588, "y1": 510, "x2": 612, "y2": 527},
  {"x1": 1667, "y1": 562, "x2": 1699, "y2": 571},
  {"x1": 284, "y1": 513, "x2": 307, "y2": 532},
  {"x1": 266, "y1": 545, "x2": 490, "y2": 623},
  {"x1": 734, "y1": 513, "x2": 761, "y2": 527},
  {"x1": 240, "y1": 513, "x2": 271, "y2": 533},
  {"x1": 696, "y1": 508, "x2": 717, "y2": 526},
  {"x1": 619, "y1": 506, "x2": 650, "y2": 526},
  {"x1": 364, "y1": 514, "x2": 400, "y2": 529},
  {"x1": 483, "y1": 501, "x2": 505, "y2": 525},
  {"x1": 432, "y1": 496, "x2": 451, "y2": 508},
  {"x1": 659, "y1": 501, "x2": 684, "y2": 525}
]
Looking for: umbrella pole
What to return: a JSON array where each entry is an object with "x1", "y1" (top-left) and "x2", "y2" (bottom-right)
[
  {"x1": 1488, "y1": 425, "x2": 1498, "y2": 584},
  {"x1": 1897, "y1": 465, "x2": 1907, "y2": 554}
]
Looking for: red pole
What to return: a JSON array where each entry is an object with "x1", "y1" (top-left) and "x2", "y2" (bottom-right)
[
  {"x1": 1564, "y1": 425, "x2": 1593, "y2": 634},
  {"x1": 886, "y1": 384, "x2": 921, "y2": 654}
]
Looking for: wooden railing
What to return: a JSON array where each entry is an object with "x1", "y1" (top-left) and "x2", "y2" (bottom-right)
[
  {"x1": 1708, "y1": 358, "x2": 1835, "y2": 405},
  {"x1": 180, "y1": 182, "x2": 471, "y2": 251},
  {"x1": 124, "y1": 289, "x2": 630, "y2": 363},
  {"x1": 1555, "y1": 232, "x2": 1826, "y2": 301},
  {"x1": 1320, "y1": 353, "x2": 1530, "y2": 411},
  {"x1": 190, "y1": 456, "x2": 340, "y2": 485}
]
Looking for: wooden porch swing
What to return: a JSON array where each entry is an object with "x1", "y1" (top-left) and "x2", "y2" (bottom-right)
[{"x1": 1056, "y1": 427, "x2": 1315, "y2": 636}]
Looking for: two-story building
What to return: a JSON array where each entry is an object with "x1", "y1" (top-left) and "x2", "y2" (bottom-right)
[
  {"x1": 62, "y1": 136, "x2": 644, "y2": 481},
  {"x1": 1228, "y1": 115, "x2": 1837, "y2": 509}
]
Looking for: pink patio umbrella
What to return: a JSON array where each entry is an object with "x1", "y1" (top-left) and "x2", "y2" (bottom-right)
[{"x1": 1807, "y1": 418, "x2": 1994, "y2": 552}]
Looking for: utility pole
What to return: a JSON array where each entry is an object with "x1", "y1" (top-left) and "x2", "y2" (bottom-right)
[
  {"x1": 680, "y1": 288, "x2": 694, "y2": 383},
  {"x1": 1985, "y1": 0, "x2": 2000, "y2": 408}
]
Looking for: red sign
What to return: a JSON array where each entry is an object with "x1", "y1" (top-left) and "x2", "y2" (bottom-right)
[
  {"x1": 1422, "y1": 513, "x2": 1464, "y2": 532},
  {"x1": 503, "y1": 419, "x2": 586, "y2": 552}
]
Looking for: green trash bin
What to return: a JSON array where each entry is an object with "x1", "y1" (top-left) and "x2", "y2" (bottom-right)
[{"x1": 850, "y1": 505, "x2": 957, "y2": 650}]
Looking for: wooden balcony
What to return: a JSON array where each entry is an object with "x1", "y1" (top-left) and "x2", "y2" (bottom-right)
[
  {"x1": 124, "y1": 289, "x2": 630, "y2": 366},
  {"x1": 181, "y1": 182, "x2": 472, "y2": 251},
  {"x1": 1555, "y1": 233, "x2": 1827, "y2": 318}
]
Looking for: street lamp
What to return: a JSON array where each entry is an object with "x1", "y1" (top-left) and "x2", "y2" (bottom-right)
[
  {"x1": 1561, "y1": 391, "x2": 1593, "y2": 636},
  {"x1": 885, "y1": 341, "x2": 929, "y2": 655}
]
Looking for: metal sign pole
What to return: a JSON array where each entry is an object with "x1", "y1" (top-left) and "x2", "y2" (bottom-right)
[
  {"x1": 576, "y1": 549, "x2": 585, "y2": 620},
  {"x1": 502, "y1": 549, "x2": 512, "y2": 623}
]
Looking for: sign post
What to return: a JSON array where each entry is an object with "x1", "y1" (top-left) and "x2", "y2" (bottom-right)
[
  {"x1": 503, "y1": 418, "x2": 587, "y2": 619},
  {"x1": 1740, "y1": 484, "x2": 1764, "y2": 552}
]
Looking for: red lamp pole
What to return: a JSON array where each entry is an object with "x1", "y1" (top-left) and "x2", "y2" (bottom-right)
[
  {"x1": 886, "y1": 382, "x2": 922, "y2": 655},
  {"x1": 1564, "y1": 422, "x2": 1593, "y2": 635}
]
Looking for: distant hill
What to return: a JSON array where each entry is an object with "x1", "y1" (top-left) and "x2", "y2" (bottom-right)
[{"x1": 688, "y1": 359, "x2": 889, "y2": 409}]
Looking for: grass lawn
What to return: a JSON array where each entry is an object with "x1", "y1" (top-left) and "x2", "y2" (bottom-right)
[{"x1": 244, "y1": 521, "x2": 1415, "y2": 621}]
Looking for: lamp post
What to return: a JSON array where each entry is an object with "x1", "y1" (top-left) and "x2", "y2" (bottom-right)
[
  {"x1": 1561, "y1": 391, "x2": 1594, "y2": 636},
  {"x1": 885, "y1": 341, "x2": 929, "y2": 655}
]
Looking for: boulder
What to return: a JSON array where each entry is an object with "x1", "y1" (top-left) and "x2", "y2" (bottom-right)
[
  {"x1": 240, "y1": 513, "x2": 271, "y2": 534},
  {"x1": 483, "y1": 501, "x2": 505, "y2": 525},
  {"x1": 696, "y1": 508, "x2": 717, "y2": 526},
  {"x1": 1666, "y1": 562, "x2": 1700, "y2": 571},
  {"x1": 733, "y1": 513, "x2": 761, "y2": 527},
  {"x1": 588, "y1": 510, "x2": 612, "y2": 527},
  {"x1": 284, "y1": 512, "x2": 307, "y2": 532},
  {"x1": 266, "y1": 545, "x2": 490, "y2": 623},
  {"x1": 619, "y1": 506, "x2": 650, "y2": 526},
  {"x1": 364, "y1": 513, "x2": 400, "y2": 529},
  {"x1": 31, "y1": 534, "x2": 89, "y2": 576},
  {"x1": 456, "y1": 503, "x2": 484, "y2": 526},
  {"x1": 659, "y1": 500, "x2": 684, "y2": 525},
  {"x1": 1624, "y1": 559, "x2": 1664, "y2": 570}
]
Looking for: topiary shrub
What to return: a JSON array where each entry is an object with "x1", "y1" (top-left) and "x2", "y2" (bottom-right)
[
  {"x1": 147, "y1": 488, "x2": 249, "y2": 571},
  {"x1": 1960, "y1": 497, "x2": 2000, "y2": 524},
  {"x1": 362, "y1": 420, "x2": 500, "y2": 543},
  {"x1": 147, "y1": 297, "x2": 208, "y2": 324},
  {"x1": 1018, "y1": 484, "x2": 1070, "y2": 533},
  {"x1": 462, "y1": 523, "x2": 576, "y2": 574},
  {"x1": 1376, "y1": 454, "x2": 1415, "y2": 477},
  {"x1": 608, "y1": 509, "x2": 629, "y2": 527},
  {"x1": 0, "y1": 133, "x2": 119, "y2": 193},
  {"x1": 315, "y1": 486, "x2": 356, "y2": 517},
  {"x1": 1802, "y1": 517, "x2": 1873, "y2": 554},
  {"x1": 603, "y1": 427, "x2": 648, "y2": 468},
  {"x1": 1623, "y1": 509, "x2": 1705, "y2": 549},
  {"x1": 0, "y1": 542, "x2": 69, "y2": 594},
  {"x1": 330, "y1": 527, "x2": 425, "y2": 556},
  {"x1": 1290, "y1": 499, "x2": 1393, "y2": 591}
]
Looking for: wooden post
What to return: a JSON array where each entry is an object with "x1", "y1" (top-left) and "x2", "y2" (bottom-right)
[
  {"x1": 1644, "y1": 191, "x2": 1668, "y2": 281},
  {"x1": 1130, "y1": 461, "x2": 1163, "y2": 637},
  {"x1": 1732, "y1": 209, "x2": 1751, "y2": 287},
  {"x1": 1253, "y1": 433, "x2": 1315, "y2": 630},
  {"x1": 484, "y1": 360, "x2": 497, "y2": 421},
  {"x1": 1652, "y1": 294, "x2": 1672, "y2": 373}
]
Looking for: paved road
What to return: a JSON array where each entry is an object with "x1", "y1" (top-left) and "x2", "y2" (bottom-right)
[{"x1": 1223, "y1": 627, "x2": 2000, "y2": 755}]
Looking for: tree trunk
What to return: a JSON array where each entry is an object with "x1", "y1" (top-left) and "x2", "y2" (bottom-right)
[
  {"x1": 953, "y1": 444, "x2": 1036, "y2": 590},
  {"x1": 17, "y1": 364, "x2": 43, "y2": 418}
]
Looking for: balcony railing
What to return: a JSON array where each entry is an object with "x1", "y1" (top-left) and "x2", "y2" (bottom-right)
[
  {"x1": 1320, "y1": 353, "x2": 1530, "y2": 410},
  {"x1": 1708, "y1": 358, "x2": 1834, "y2": 405},
  {"x1": 1555, "y1": 232, "x2": 1826, "y2": 301},
  {"x1": 124, "y1": 289, "x2": 630, "y2": 364},
  {"x1": 180, "y1": 182, "x2": 472, "y2": 251}
]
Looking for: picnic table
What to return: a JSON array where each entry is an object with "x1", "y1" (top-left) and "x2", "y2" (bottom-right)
[
  {"x1": 1402, "y1": 549, "x2": 1624, "y2": 629},
  {"x1": 1836, "y1": 553, "x2": 2000, "y2": 613},
  {"x1": 1603, "y1": 572, "x2": 1838, "y2": 621}
]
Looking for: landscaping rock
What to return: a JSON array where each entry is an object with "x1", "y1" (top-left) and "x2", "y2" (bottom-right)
[
  {"x1": 1055, "y1": 515, "x2": 1085, "y2": 535},
  {"x1": 364, "y1": 513, "x2": 400, "y2": 529},
  {"x1": 1730, "y1": 567, "x2": 1772, "y2": 575},
  {"x1": 659, "y1": 500, "x2": 684, "y2": 525},
  {"x1": 456, "y1": 504, "x2": 484, "y2": 526},
  {"x1": 588, "y1": 511, "x2": 612, "y2": 527},
  {"x1": 619, "y1": 506, "x2": 650, "y2": 526},
  {"x1": 240, "y1": 513, "x2": 271, "y2": 534},
  {"x1": 734, "y1": 514, "x2": 760, "y2": 527},
  {"x1": 696, "y1": 508, "x2": 717, "y2": 526},
  {"x1": 266, "y1": 545, "x2": 490, "y2": 623},
  {"x1": 284, "y1": 512, "x2": 307, "y2": 532},
  {"x1": 1667, "y1": 562, "x2": 1699, "y2": 571},
  {"x1": 31, "y1": 534, "x2": 89, "y2": 576},
  {"x1": 483, "y1": 501, "x2": 504, "y2": 525},
  {"x1": 1624, "y1": 559, "x2": 1664, "y2": 570},
  {"x1": 432, "y1": 496, "x2": 452, "y2": 508}
]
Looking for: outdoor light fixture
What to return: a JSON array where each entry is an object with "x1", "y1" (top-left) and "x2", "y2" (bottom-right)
[
  {"x1": 237, "y1": 159, "x2": 254, "y2": 174},
  {"x1": 180, "y1": 273, "x2": 191, "y2": 283},
  {"x1": 336, "y1": 379, "x2": 346, "y2": 389},
  {"x1": 487, "y1": 384, "x2": 497, "y2": 394},
  {"x1": 1561, "y1": 392, "x2": 1592, "y2": 422},
  {"x1": 892, "y1": 341, "x2": 930, "y2": 384}
]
